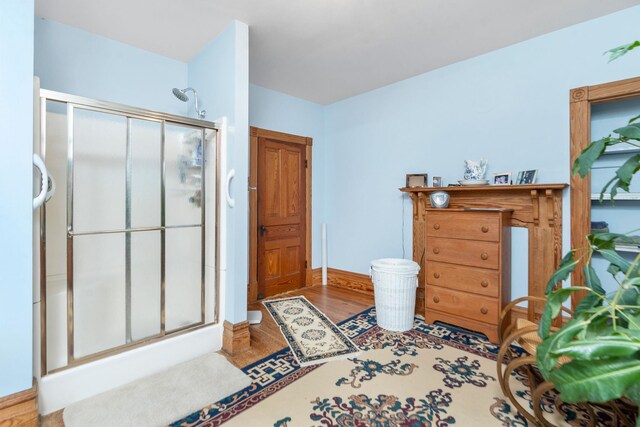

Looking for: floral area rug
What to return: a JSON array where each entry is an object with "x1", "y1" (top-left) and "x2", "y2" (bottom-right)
[
  {"x1": 171, "y1": 307, "x2": 624, "y2": 427},
  {"x1": 262, "y1": 296, "x2": 361, "y2": 366}
]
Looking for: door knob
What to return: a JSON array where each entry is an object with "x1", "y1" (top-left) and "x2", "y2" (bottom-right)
[{"x1": 259, "y1": 225, "x2": 267, "y2": 236}]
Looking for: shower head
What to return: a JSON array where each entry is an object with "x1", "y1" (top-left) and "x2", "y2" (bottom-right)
[
  {"x1": 172, "y1": 87, "x2": 206, "y2": 119},
  {"x1": 172, "y1": 87, "x2": 189, "y2": 102}
]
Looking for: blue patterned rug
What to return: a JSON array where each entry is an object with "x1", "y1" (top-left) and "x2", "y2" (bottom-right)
[{"x1": 170, "y1": 307, "x2": 629, "y2": 427}]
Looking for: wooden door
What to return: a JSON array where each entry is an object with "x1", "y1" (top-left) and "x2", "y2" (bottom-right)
[{"x1": 257, "y1": 138, "x2": 306, "y2": 298}]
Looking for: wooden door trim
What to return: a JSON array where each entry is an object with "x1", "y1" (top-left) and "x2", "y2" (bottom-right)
[
  {"x1": 569, "y1": 76, "x2": 640, "y2": 310},
  {"x1": 249, "y1": 127, "x2": 312, "y2": 303}
]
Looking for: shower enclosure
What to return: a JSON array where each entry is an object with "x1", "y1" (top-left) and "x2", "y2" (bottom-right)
[{"x1": 36, "y1": 90, "x2": 220, "y2": 375}]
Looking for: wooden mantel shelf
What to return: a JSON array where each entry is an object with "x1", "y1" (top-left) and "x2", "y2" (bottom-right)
[
  {"x1": 401, "y1": 183, "x2": 568, "y2": 193},
  {"x1": 401, "y1": 183, "x2": 568, "y2": 322}
]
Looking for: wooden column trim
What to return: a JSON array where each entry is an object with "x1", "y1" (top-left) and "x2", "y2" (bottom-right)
[
  {"x1": 222, "y1": 320, "x2": 250, "y2": 355},
  {"x1": 570, "y1": 86, "x2": 591, "y2": 307},
  {"x1": 0, "y1": 381, "x2": 38, "y2": 427}
]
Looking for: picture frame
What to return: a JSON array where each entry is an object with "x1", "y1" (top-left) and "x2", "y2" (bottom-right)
[
  {"x1": 516, "y1": 169, "x2": 538, "y2": 185},
  {"x1": 406, "y1": 173, "x2": 428, "y2": 188},
  {"x1": 492, "y1": 172, "x2": 511, "y2": 185},
  {"x1": 432, "y1": 176, "x2": 443, "y2": 187}
]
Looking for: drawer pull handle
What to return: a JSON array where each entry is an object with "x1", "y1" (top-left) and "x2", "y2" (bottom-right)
[
  {"x1": 480, "y1": 306, "x2": 488, "y2": 315},
  {"x1": 433, "y1": 272, "x2": 440, "y2": 279},
  {"x1": 481, "y1": 252, "x2": 489, "y2": 260},
  {"x1": 481, "y1": 226, "x2": 489, "y2": 233},
  {"x1": 481, "y1": 280, "x2": 489, "y2": 288},
  {"x1": 433, "y1": 248, "x2": 440, "y2": 254},
  {"x1": 433, "y1": 223, "x2": 440, "y2": 230},
  {"x1": 433, "y1": 296, "x2": 440, "y2": 303}
]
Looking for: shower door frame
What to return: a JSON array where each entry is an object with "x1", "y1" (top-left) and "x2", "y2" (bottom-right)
[{"x1": 38, "y1": 89, "x2": 221, "y2": 375}]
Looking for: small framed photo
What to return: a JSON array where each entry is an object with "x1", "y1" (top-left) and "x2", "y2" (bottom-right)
[
  {"x1": 432, "y1": 176, "x2": 443, "y2": 187},
  {"x1": 406, "y1": 173, "x2": 428, "y2": 188},
  {"x1": 492, "y1": 172, "x2": 511, "y2": 185},
  {"x1": 516, "y1": 170, "x2": 538, "y2": 185}
]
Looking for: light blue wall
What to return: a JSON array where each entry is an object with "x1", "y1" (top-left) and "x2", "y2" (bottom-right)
[
  {"x1": 0, "y1": 0, "x2": 35, "y2": 396},
  {"x1": 249, "y1": 84, "x2": 326, "y2": 267},
  {"x1": 35, "y1": 18, "x2": 188, "y2": 115},
  {"x1": 189, "y1": 21, "x2": 249, "y2": 324},
  {"x1": 323, "y1": 6, "x2": 640, "y2": 300}
]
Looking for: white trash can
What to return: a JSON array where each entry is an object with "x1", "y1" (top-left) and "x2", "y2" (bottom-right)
[{"x1": 370, "y1": 258, "x2": 420, "y2": 332}]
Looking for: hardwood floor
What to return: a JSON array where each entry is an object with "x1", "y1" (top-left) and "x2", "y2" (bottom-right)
[
  {"x1": 225, "y1": 285, "x2": 374, "y2": 368},
  {"x1": 41, "y1": 285, "x2": 374, "y2": 426}
]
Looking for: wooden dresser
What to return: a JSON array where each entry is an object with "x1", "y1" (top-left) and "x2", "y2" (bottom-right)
[{"x1": 424, "y1": 208, "x2": 512, "y2": 343}]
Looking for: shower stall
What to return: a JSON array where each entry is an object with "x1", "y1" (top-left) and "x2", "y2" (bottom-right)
[{"x1": 34, "y1": 89, "x2": 221, "y2": 380}]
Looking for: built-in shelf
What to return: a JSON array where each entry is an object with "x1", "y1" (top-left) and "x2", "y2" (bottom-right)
[
  {"x1": 602, "y1": 147, "x2": 640, "y2": 156},
  {"x1": 591, "y1": 193, "x2": 640, "y2": 201},
  {"x1": 615, "y1": 244, "x2": 640, "y2": 254}
]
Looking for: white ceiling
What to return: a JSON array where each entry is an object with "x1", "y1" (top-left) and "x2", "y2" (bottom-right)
[{"x1": 35, "y1": 0, "x2": 640, "y2": 104}]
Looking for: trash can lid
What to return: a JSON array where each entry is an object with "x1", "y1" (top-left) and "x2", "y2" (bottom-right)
[{"x1": 371, "y1": 258, "x2": 420, "y2": 274}]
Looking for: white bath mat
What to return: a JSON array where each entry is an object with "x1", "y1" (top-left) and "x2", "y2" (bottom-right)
[{"x1": 63, "y1": 352, "x2": 251, "y2": 427}]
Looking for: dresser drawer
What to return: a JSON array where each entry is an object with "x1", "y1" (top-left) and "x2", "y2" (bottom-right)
[
  {"x1": 426, "y1": 237, "x2": 499, "y2": 269},
  {"x1": 426, "y1": 211, "x2": 499, "y2": 242},
  {"x1": 426, "y1": 261, "x2": 499, "y2": 297},
  {"x1": 426, "y1": 286, "x2": 499, "y2": 325}
]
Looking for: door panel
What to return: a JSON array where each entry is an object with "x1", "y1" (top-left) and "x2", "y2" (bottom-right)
[{"x1": 258, "y1": 139, "x2": 306, "y2": 298}]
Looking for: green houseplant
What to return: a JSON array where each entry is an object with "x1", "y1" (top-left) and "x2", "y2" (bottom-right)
[{"x1": 536, "y1": 41, "x2": 640, "y2": 424}]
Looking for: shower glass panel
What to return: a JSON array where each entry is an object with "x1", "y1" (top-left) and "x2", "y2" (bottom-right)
[
  {"x1": 130, "y1": 119, "x2": 161, "y2": 228},
  {"x1": 130, "y1": 231, "x2": 161, "y2": 340},
  {"x1": 73, "y1": 233, "x2": 126, "y2": 358},
  {"x1": 165, "y1": 124, "x2": 204, "y2": 226},
  {"x1": 44, "y1": 101, "x2": 70, "y2": 372},
  {"x1": 164, "y1": 123, "x2": 205, "y2": 331},
  {"x1": 39, "y1": 90, "x2": 219, "y2": 374},
  {"x1": 73, "y1": 109, "x2": 127, "y2": 233},
  {"x1": 166, "y1": 227, "x2": 203, "y2": 331}
]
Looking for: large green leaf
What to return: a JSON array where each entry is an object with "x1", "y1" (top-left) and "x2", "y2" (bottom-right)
[
  {"x1": 599, "y1": 248, "x2": 635, "y2": 276},
  {"x1": 588, "y1": 232, "x2": 627, "y2": 251},
  {"x1": 600, "y1": 154, "x2": 640, "y2": 201},
  {"x1": 584, "y1": 264, "x2": 606, "y2": 296},
  {"x1": 545, "y1": 252, "x2": 578, "y2": 294},
  {"x1": 619, "y1": 287, "x2": 640, "y2": 306},
  {"x1": 537, "y1": 319, "x2": 589, "y2": 378},
  {"x1": 606, "y1": 41, "x2": 640, "y2": 62},
  {"x1": 549, "y1": 357, "x2": 640, "y2": 404},
  {"x1": 573, "y1": 138, "x2": 606, "y2": 177},
  {"x1": 539, "y1": 287, "x2": 584, "y2": 339},
  {"x1": 574, "y1": 265, "x2": 606, "y2": 318},
  {"x1": 552, "y1": 338, "x2": 640, "y2": 359},
  {"x1": 615, "y1": 123, "x2": 640, "y2": 140},
  {"x1": 583, "y1": 317, "x2": 615, "y2": 339}
]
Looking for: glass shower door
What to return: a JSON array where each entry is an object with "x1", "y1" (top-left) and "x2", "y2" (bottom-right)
[
  {"x1": 41, "y1": 91, "x2": 218, "y2": 374},
  {"x1": 72, "y1": 109, "x2": 163, "y2": 358}
]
